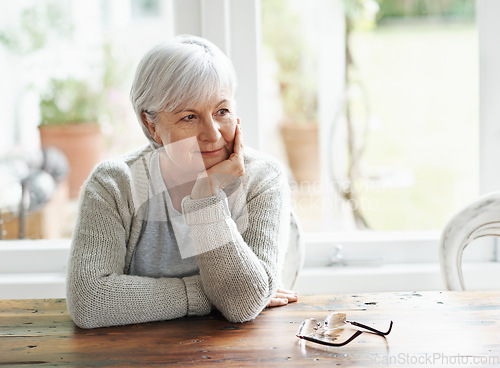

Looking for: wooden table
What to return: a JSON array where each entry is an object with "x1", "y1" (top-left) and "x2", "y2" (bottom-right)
[{"x1": 1, "y1": 291, "x2": 500, "y2": 367}]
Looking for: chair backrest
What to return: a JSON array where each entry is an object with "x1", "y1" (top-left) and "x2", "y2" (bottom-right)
[
  {"x1": 281, "y1": 211, "x2": 305, "y2": 289},
  {"x1": 440, "y1": 191, "x2": 500, "y2": 290}
]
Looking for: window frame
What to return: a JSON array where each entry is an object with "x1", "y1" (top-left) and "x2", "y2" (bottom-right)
[{"x1": 173, "y1": 0, "x2": 263, "y2": 149}]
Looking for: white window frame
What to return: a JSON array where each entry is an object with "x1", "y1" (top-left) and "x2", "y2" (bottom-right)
[
  {"x1": 478, "y1": 0, "x2": 500, "y2": 194},
  {"x1": 173, "y1": 0, "x2": 263, "y2": 149}
]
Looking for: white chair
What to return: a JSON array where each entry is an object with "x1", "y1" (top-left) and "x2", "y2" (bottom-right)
[
  {"x1": 281, "y1": 211, "x2": 305, "y2": 289},
  {"x1": 439, "y1": 191, "x2": 500, "y2": 291}
]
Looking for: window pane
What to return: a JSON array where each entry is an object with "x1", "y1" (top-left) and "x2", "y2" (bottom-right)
[
  {"x1": 0, "y1": 0, "x2": 173, "y2": 240},
  {"x1": 351, "y1": 20, "x2": 478, "y2": 230},
  {"x1": 261, "y1": 0, "x2": 478, "y2": 232}
]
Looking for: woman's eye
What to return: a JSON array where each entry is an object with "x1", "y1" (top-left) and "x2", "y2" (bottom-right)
[
  {"x1": 181, "y1": 114, "x2": 197, "y2": 122},
  {"x1": 217, "y1": 109, "x2": 229, "y2": 116}
]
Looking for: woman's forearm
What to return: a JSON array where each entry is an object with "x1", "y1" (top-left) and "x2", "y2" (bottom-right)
[
  {"x1": 67, "y1": 267, "x2": 211, "y2": 329},
  {"x1": 183, "y1": 182, "x2": 288, "y2": 322}
]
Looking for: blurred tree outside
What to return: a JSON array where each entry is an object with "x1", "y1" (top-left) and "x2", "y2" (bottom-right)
[{"x1": 376, "y1": 0, "x2": 475, "y2": 20}]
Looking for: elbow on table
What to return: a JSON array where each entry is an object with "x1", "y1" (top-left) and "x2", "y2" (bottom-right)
[
  {"x1": 218, "y1": 294, "x2": 270, "y2": 323},
  {"x1": 71, "y1": 314, "x2": 101, "y2": 329},
  {"x1": 66, "y1": 292, "x2": 109, "y2": 329},
  {"x1": 67, "y1": 302, "x2": 102, "y2": 329},
  {"x1": 210, "y1": 276, "x2": 274, "y2": 323},
  {"x1": 222, "y1": 306, "x2": 263, "y2": 323},
  {"x1": 66, "y1": 283, "x2": 111, "y2": 329}
]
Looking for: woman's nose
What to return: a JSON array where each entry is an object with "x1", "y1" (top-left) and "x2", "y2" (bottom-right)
[{"x1": 199, "y1": 117, "x2": 222, "y2": 142}]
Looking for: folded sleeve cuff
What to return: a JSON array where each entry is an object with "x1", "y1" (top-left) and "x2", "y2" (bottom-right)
[
  {"x1": 183, "y1": 275, "x2": 212, "y2": 316},
  {"x1": 181, "y1": 191, "x2": 230, "y2": 225}
]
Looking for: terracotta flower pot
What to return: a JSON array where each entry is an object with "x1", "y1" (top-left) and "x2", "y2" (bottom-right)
[
  {"x1": 39, "y1": 123, "x2": 103, "y2": 198},
  {"x1": 280, "y1": 123, "x2": 320, "y2": 183}
]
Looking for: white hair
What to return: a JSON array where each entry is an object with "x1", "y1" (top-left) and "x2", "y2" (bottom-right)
[{"x1": 130, "y1": 35, "x2": 238, "y2": 148}]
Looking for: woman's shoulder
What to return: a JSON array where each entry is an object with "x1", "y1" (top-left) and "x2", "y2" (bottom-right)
[
  {"x1": 83, "y1": 144, "x2": 154, "y2": 196},
  {"x1": 106, "y1": 144, "x2": 153, "y2": 167},
  {"x1": 92, "y1": 145, "x2": 153, "y2": 177},
  {"x1": 243, "y1": 147, "x2": 288, "y2": 185}
]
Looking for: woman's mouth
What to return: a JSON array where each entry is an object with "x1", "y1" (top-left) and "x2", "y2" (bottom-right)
[{"x1": 199, "y1": 148, "x2": 224, "y2": 157}]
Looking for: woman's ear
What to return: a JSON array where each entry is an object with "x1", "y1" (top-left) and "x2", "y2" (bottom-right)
[{"x1": 142, "y1": 112, "x2": 162, "y2": 145}]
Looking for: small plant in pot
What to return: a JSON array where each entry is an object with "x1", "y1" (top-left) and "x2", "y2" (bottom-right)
[
  {"x1": 277, "y1": 68, "x2": 319, "y2": 184},
  {"x1": 39, "y1": 78, "x2": 101, "y2": 126},
  {"x1": 38, "y1": 77, "x2": 104, "y2": 198}
]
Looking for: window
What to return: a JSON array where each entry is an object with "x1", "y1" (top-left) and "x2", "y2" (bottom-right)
[
  {"x1": 0, "y1": 0, "x2": 490, "y2": 238},
  {"x1": 259, "y1": 0, "x2": 499, "y2": 292},
  {"x1": 0, "y1": 0, "x2": 174, "y2": 240},
  {"x1": 130, "y1": 0, "x2": 162, "y2": 18},
  {"x1": 261, "y1": 0, "x2": 479, "y2": 233},
  {"x1": 1, "y1": 0, "x2": 499, "y2": 295}
]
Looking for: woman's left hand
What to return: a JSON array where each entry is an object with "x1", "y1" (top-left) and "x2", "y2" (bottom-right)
[
  {"x1": 191, "y1": 123, "x2": 245, "y2": 199},
  {"x1": 267, "y1": 288, "x2": 299, "y2": 308}
]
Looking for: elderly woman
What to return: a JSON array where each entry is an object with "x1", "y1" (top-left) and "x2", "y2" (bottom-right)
[{"x1": 66, "y1": 35, "x2": 298, "y2": 329}]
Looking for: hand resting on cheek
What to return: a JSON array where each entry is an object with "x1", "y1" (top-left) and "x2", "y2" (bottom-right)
[{"x1": 191, "y1": 124, "x2": 245, "y2": 200}]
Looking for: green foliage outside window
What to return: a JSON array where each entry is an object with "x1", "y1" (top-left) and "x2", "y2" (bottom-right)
[
  {"x1": 39, "y1": 78, "x2": 102, "y2": 126},
  {"x1": 376, "y1": 0, "x2": 475, "y2": 21}
]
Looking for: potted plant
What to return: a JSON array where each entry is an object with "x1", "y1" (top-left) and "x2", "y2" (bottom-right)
[
  {"x1": 38, "y1": 77, "x2": 104, "y2": 198},
  {"x1": 278, "y1": 71, "x2": 319, "y2": 184},
  {"x1": 262, "y1": 0, "x2": 320, "y2": 184}
]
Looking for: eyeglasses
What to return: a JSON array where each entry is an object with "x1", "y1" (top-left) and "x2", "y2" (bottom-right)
[{"x1": 296, "y1": 312, "x2": 393, "y2": 347}]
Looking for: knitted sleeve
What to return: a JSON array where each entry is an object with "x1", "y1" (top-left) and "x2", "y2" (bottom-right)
[
  {"x1": 181, "y1": 158, "x2": 290, "y2": 323},
  {"x1": 66, "y1": 161, "x2": 212, "y2": 329}
]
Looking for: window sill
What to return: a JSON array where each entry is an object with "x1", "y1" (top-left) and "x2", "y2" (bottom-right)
[
  {"x1": 295, "y1": 262, "x2": 500, "y2": 294},
  {"x1": 302, "y1": 230, "x2": 494, "y2": 267}
]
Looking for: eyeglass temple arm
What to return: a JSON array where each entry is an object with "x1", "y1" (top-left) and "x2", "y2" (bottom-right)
[
  {"x1": 296, "y1": 330, "x2": 363, "y2": 347},
  {"x1": 347, "y1": 320, "x2": 393, "y2": 336}
]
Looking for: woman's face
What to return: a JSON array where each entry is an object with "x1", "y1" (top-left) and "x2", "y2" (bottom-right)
[{"x1": 147, "y1": 91, "x2": 239, "y2": 174}]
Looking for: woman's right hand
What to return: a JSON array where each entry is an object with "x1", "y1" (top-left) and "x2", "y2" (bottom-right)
[{"x1": 267, "y1": 288, "x2": 300, "y2": 307}]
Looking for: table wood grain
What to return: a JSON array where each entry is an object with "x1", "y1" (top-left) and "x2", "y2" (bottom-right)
[{"x1": 1, "y1": 291, "x2": 500, "y2": 367}]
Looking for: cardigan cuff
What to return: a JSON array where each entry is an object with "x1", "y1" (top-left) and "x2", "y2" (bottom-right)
[
  {"x1": 181, "y1": 191, "x2": 231, "y2": 225},
  {"x1": 183, "y1": 275, "x2": 212, "y2": 316}
]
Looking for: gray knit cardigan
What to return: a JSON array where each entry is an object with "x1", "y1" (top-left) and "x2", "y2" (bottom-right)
[{"x1": 66, "y1": 145, "x2": 290, "y2": 328}]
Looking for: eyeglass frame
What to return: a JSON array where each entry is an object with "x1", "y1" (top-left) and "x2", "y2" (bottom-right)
[{"x1": 296, "y1": 313, "x2": 393, "y2": 347}]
